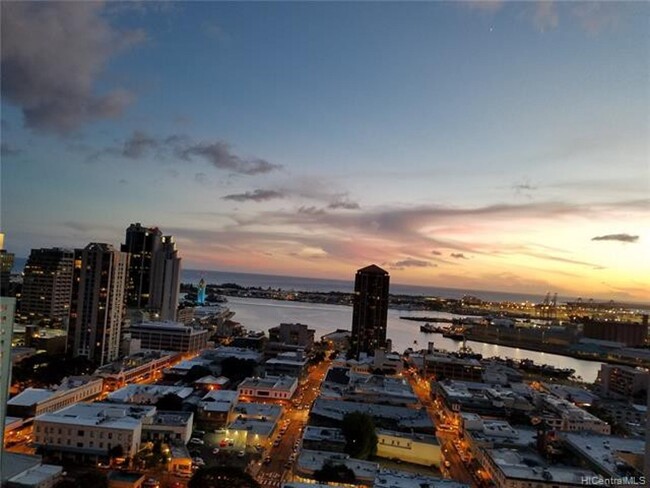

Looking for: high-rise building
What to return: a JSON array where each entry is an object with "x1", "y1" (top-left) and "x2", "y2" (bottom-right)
[
  {"x1": 350, "y1": 264, "x2": 390, "y2": 358},
  {"x1": 148, "y1": 236, "x2": 181, "y2": 321},
  {"x1": 121, "y1": 223, "x2": 162, "y2": 308},
  {"x1": 19, "y1": 248, "x2": 74, "y2": 327},
  {"x1": 0, "y1": 297, "x2": 16, "y2": 471},
  {"x1": 0, "y1": 233, "x2": 15, "y2": 296},
  {"x1": 67, "y1": 243, "x2": 129, "y2": 366}
]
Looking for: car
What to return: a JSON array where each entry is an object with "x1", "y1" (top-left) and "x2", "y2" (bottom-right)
[
  {"x1": 284, "y1": 461, "x2": 293, "y2": 469},
  {"x1": 212, "y1": 447, "x2": 220, "y2": 455},
  {"x1": 143, "y1": 479, "x2": 160, "y2": 488},
  {"x1": 219, "y1": 439, "x2": 228, "y2": 447},
  {"x1": 192, "y1": 457, "x2": 205, "y2": 467},
  {"x1": 444, "y1": 460, "x2": 451, "y2": 468},
  {"x1": 273, "y1": 439, "x2": 281, "y2": 447},
  {"x1": 263, "y1": 456, "x2": 272, "y2": 464},
  {"x1": 237, "y1": 450, "x2": 245, "y2": 458},
  {"x1": 189, "y1": 438, "x2": 204, "y2": 445},
  {"x1": 193, "y1": 430, "x2": 206, "y2": 436}
]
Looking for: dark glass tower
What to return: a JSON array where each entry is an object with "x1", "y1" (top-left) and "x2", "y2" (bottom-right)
[
  {"x1": 350, "y1": 264, "x2": 389, "y2": 358},
  {"x1": 121, "y1": 223, "x2": 162, "y2": 308}
]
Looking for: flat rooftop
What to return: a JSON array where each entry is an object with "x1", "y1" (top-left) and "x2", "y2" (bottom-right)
[
  {"x1": 311, "y1": 398, "x2": 433, "y2": 429},
  {"x1": 297, "y1": 450, "x2": 379, "y2": 480},
  {"x1": 6, "y1": 463, "x2": 62, "y2": 486},
  {"x1": 227, "y1": 418, "x2": 276, "y2": 436},
  {"x1": 302, "y1": 426, "x2": 346, "y2": 444},
  {"x1": 563, "y1": 433, "x2": 646, "y2": 477},
  {"x1": 486, "y1": 448, "x2": 596, "y2": 484},
  {"x1": 0, "y1": 452, "x2": 43, "y2": 483},
  {"x1": 7, "y1": 388, "x2": 55, "y2": 407},
  {"x1": 107, "y1": 384, "x2": 194, "y2": 402},
  {"x1": 231, "y1": 401, "x2": 283, "y2": 420},
  {"x1": 374, "y1": 469, "x2": 470, "y2": 488},
  {"x1": 377, "y1": 429, "x2": 439, "y2": 446},
  {"x1": 239, "y1": 375, "x2": 297, "y2": 391},
  {"x1": 35, "y1": 402, "x2": 156, "y2": 430}
]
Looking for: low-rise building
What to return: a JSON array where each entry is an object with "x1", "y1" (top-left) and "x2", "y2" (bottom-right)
[
  {"x1": 310, "y1": 398, "x2": 434, "y2": 433},
  {"x1": 267, "y1": 323, "x2": 315, "y2": 354},
  {"x1": 128, "y1": 321, "x2": 209, "y2": 353},
  {"x1": 373, "y1": 470, "x2": 469, "y2": 488},
  {"x1": 376, "y1": 429, "x2": 441, "y2": 467},
  {"x1": 197, "y1": 390, "x2": 238, "y2": 427},
  {"x1": 231, "y1": 331, "x2": 267, "y2": 351},
  {"x1": 264, "y1": 351, "x2": 309, "y2": 379},
  {"x1": 294, "y1": 450, "x2": 380, "y2": 486},
  {"x1": 238, "y1": 375, "x2": 298, "y2": 400},
  {"x1": 107, "y1": 471, "x2": 146, "y2": 488},
  {"x1": 1, "y1": 452, "x2": 63, "y2": 488},
  {"x1": 106, "y1": 384, "x2": 194, "y2": 405},
  {"x1": 141, "y1": 410, "x2": 193, "y2": 445},
  {"x1": 320, "y1": 367, "x2": 418, "y2": 406},
  {"x1": 225, "y1": 402, "x2": 283, "y2": 449},
  {"x1": 34, "y1": 403, "x2": 157, "y2": 463},
  {"x1": 480, "y1": 448, "x2": 597, "y2": 488},
  {"x1": 537, "y1": 394, "x2": 610, "y2": 435},
  {"x1": 321, "y1": 329, "x2": 351, "y2": 350},
  {"x1": 7, "y1": 376, "x2": 103, "y2": 419},
  {"x1": 168, "y1": 444, "x2": 193, "y2": 478},
  {"x1": 201, "y1": 346, "x2": 263, "y2": 365},
  {"x1": 95, "y1": 351, "x2": 181, "y2": 391},
  {"x1": 301, "y1": 426, "x2": 346, "y2": 453}
]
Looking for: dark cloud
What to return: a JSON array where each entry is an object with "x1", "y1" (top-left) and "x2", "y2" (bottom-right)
[
  {"x1": 450, "y1": 253, "x2": 469, "y2": 259},
  {"x1": 0, "y1": 143, "x2": 21, "y2": 157},
  {"x1": 328, "y1": 198, "x2": 360, "y2": 210},
  {"x1": 1, "y1": 2, "x2": 144, "y2": 134},
  {"x1": 178, "y1": 141, "x2": 281, "y2": 175},
  {"x1": 297, "y1": 206, "x2": 327, "y2": 216},
  {"x1": 392, "y1": 258, "x2": 434, "y2": 268},
  {"x1": 431, "y1": 250, "x2": 442, "y2": 256},
  {"x1": 89, "y1": 131, "x2": 282, "y2": 176},
  {"x1": 223, "y1": 189, "x2": 285, "y2": 202},
  {"x1": 123, "y1": 130, "x2": 158, "y2": 158},
  {"x1": 194, "y1": 173, "x2": 208, "y2": 185},
  {"x1": 592, "y1": 233, "x2": 639, "y2": 243}
]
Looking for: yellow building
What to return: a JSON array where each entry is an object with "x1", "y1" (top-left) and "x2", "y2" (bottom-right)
[{"x1": 376, "y1": 429, "x2": 441, "y2": 467}]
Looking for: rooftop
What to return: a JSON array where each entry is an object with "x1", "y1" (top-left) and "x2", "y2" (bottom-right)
[
  {"x1": 231, "y1": 401, "x2": 283, "y2": 421},
  {"x1": 297, "y1": 449, "x2": 379, "y2": 481},
  {"x1": 35, "y1": 402, "x2": 156, "y2": 430},
  {"x1": 107, "y1": 384, "x2": 194, "y2": 403},
  {"x1": 302, "y1": 426, "x2": 346, "y2": 444},
  {"x1": 487, "y1": 448, "x2": 596, "y2": 484},
  {"x1": 6, "y1": 463, "x2": 62, "y2": 486},
  {"x1": 374, "y1": 469, "x2": 469, "y2": 488},
  {"x1": 377, "y1": 429, "x2": 439, "y2": 446},
  {"x1": 563, "y1": 433, "x2": 646, "y2": 477},
  {"x1": 7, "y1": 388, "x2": 55, "y2": 407},
  {"x1": 0, "y1": 452, "x2": 42, "y2": 483},
  {"x1": 239, "y1": 375, "x2": 297, "y2": 391}
]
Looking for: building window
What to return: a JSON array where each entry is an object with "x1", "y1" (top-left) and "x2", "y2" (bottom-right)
[{"x1": 78, "y1": 430, "x2": 84, "y2": 436}]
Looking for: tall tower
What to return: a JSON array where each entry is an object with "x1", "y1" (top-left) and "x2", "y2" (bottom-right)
[
  {"x1": 148, "y1": 235, "x2": 181, "y2": 321},
  {"x1": 19, "y1": 248, "x2": 74, "y2": 327},
  {"x1": 197, "y1": 277, "x2": 206, "y2": 306},
  {"x1": 0, "y1": 297, "x2": 16, "y2": 471},
  {"x1": 0, "y1": 233, "x2": 15, "y2": 296},
  {"x1": 121, "y1": 223, "x2": 162, "y2": 308},
  {"x1": 350, "y1": 264, "x2": 390, "y2": 358},
  {"x1": 67, "y1": 243, "x2": 129, "y2": 366}
]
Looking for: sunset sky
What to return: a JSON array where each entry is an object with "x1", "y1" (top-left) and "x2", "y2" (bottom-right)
[{"x1": 1, "y1": 1, "x2": 648, "y2": 301}]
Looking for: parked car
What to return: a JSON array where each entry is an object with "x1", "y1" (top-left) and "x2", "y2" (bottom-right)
[
  {"x1": 212, "y1": 447, "x2": 220, "y2": 455},
  {"x1": 189, "y1": 438, "x2": 204, "y2": 445},
  {"x1": 237, "y1": 450, "x2": 246, "y2": 458}
]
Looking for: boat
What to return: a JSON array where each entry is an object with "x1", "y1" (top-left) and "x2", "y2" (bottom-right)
[
  {"x1": 442, "y1": 327, "x2": 465, "y2": 341},
  {"x1": 420, "y1": 323, "x2": 443, "y2": 333}
]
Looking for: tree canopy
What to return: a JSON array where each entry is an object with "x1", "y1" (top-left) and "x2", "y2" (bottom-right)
[
  {"x1": 314, "y1": 461, "x2": 357, "y2": 484},
  {"x1": 341, "y1": 411, "x2": 378, "y2": 460},
  {"x1": 219, "y1": 357, "x2": 257, "y2": 383},
  {"x1": 156, "y1": 393, "x2": 184, "y2": 411},
  {"x1": 189, "y1": 466, "x2": 260, "y2": 488}
]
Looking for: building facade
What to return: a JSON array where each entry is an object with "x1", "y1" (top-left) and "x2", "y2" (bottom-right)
[
  {"x1": 583, "y1": 317, "x2": 648, "y2": 347},
  {"x1": 148, "y1": 236, "x2": 181, "y2": 321},
  {"x1": 19, "y1": 248, "x2": 74, "y2": 327},
  {"x1": 67, "y1": 243, "x2": 129, "y2": 366},
  {"x1": 599, "y1": 364, "x2": 649, "y2": 398},
  {"x1": 0, "y1": 297, "x2": 16, "y2": 471},
  {"x1": 350, "y1": 264, "x2": 390, "y2": 358},
  {"x1": 121, "y1": 223, "x2": 162, "y2": 309},
  {"x1": 127, "y1": 321, "x2": 209, "y2": 353},
  {"x1": 0, "y1": 234, "x2": 14, "y2": 296}
]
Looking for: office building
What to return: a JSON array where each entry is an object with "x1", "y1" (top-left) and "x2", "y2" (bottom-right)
[
  {"x1": 67, "y1": 243, "x2": 129, "y2": 366},
  {"x1": 267, "y1": 322, "x2": 315, "y2": 354},
  {"x1": 599, "y1": 364, "x2": 649, "y2": 398},
  {"x1": 19, "y1": 248, "x2": 74, "y2": 327},
  {"x1": 127, "y1": 321, "x2": 209, "y2": 353},
  {"x1": 238, "y1": 375, "x2": 298, "y2": 400},
  {"x1": 0, "y1": 233, "x2": 14, "y2": 296},
  {"x1": 1, "y1": 297, "x2": 16, "y2": 472},
  {"x1": 121, "y1": 223, "x2": 162, "y2": 308},
  {"x1": 350, "y1": 264, "x2": 390, "y2": 358},
  {"x1": 148, "y1": 235, "x2": 181, "y2": 321}
]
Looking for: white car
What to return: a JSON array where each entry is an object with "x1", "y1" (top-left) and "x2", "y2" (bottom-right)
[
  {"x1": 192, "y1": 457, "x2": 205, "y2": 467},
  {"x1": 189, "y1": 438, "x2": 205, "y2": 445},
  {"x1": 237, "y1": 450, "x2": 246, "y2": 458}
]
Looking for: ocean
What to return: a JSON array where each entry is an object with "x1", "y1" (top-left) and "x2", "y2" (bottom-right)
[{"x1": 182, "y1": 268, "x2": 549, "y2": 303}]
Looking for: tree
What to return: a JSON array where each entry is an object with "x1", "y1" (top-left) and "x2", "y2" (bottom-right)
[
  {"x1": 219, "y1": 357, "x2": 257, "y2": 383},
  {"x1": 56, "y1": 471, "x2": 108, "y2": 488},
  {"x1": 156, "y1": 393, "x2": 184, "y2": 411},
  {"x1": 108, "y1": 444, "x2": 124, "y2": 459},
  {"x1": 341, "y1": 412, "x2": 377, "y2": 460},
  {"x1": 189, "y1": 466, "x2": 260, "y2": 488},
  {"x1": 313, "y1": 461, "x2": 357, "y2": 484},
  {"x1": 185, "y1": 365, "x2": 213, "y2": 383}
]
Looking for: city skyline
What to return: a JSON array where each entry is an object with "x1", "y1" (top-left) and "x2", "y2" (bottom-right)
[{"x1": 1, "y1": 2, "x2": 649, "y2": 301}]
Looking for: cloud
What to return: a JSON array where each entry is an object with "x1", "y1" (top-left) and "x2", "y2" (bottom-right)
[
  {"x1": 178, "y1": 141, "x2": 281, "y2": 175},
  {"x1": 391, "y1": 258, "x2": 434, "y2": 268},
  {"x1": 1, "y1": 2, "x2": 144, "y2": 134},
  {"x1": 88, "y1": 131, "x2": 282, "y2": 175},
  {"x1": 223, "y1": 189, "x2": 286, "y2": 202},
  {"x1": 571, "y1": 3, "x2": 620, "y2": 34},
  {"x1": 123, "y1": 130, "x2": 159, "y2": 158},
  {"x1": 450, "y1": 253, "x2": 469, "y2": 259},
  {"x1": 328, "y1": 198, "x2": 360, "y2": 210},
  {"x1": 0, "y1": 143, "x2": 21, "y2": 157},
  {"x1": 591, "y1": 233, "x2": 639, "y2": 243},
  {"x1": 431, "y1": 250, "x2": 442, "y2": 256}
]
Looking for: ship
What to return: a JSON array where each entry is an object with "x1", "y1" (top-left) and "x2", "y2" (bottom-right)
[
  {"x1": 420, "y1": 323, "x2": 444, "y2": 333},
  {"x1": 442, "y1": 326, "x2": 465, "y2": 341}
]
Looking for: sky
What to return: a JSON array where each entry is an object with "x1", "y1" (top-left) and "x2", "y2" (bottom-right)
[{"x1": 1, "y1": 1, "x2": 648, "y2": 301}]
